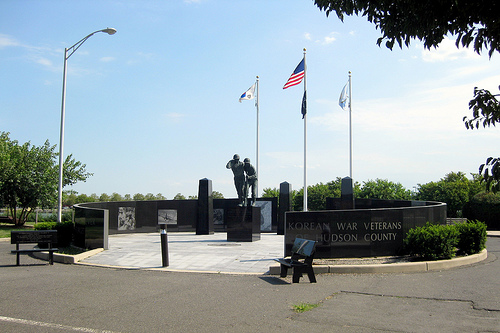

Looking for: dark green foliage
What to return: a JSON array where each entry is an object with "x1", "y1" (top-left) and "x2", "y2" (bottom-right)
[
  {"x1": 404, "y1": 223, "x2": 459, "y2": 260},
  {"x1": 0, "y1": 132, "x2": 91, "y2": 226},
  {"x1": 34, "y1": 220, "x2": 74, "y2": 247},
  {"x1": 454, "y1": 220, "x2": 487, "y2": 255},
  {"x1": 416, "y1": 172, "x2": 483, "y2": 217},
  {"x1": 356, "y1": 179, "x2": 414, "y2": 200},
  {"x1": 478, "y1": 157, "x2": 500, "y2": 193},
  {"x1": 313, "y1": 0, "x2": 500, "y2": 57},
  {"x1": 403, "y1": 220, "x2": 488, "y2": 260},
  {"x1": 33, "y1": 222, "x2": 57, "y2": 230},
  {"x1": 464, "y1": 87, "x2": 500, "y2": 130},
  {"x1": 463, "y1": 192, "x2": 500, "y2": 230}
]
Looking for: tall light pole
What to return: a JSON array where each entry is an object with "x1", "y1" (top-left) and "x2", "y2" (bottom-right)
[{"x1": 57, "y1": 28, "x2": 116, "y2": 223}]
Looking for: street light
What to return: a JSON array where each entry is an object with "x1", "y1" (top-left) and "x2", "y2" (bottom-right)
[{"x1": 57, "y1": 28, "x2": 117, "y2": 223}]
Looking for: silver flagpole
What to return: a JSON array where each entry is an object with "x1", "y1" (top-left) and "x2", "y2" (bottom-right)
[
  {"x1": 348, "y1": 71, "x2": 352, "y2": 179},
  {"x1": 303, "y1": 48, "x2": 308, "y2": 211},
  {"x1": 256, "y1": 76, "x2": 259, "y2": 197}
]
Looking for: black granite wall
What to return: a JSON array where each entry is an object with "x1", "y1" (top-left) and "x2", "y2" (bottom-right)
[{"x1": 285, "y1": 200, "x2": 447, "y2": 258}]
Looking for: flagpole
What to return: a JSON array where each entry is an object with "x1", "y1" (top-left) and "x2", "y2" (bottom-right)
[
  {"x1": 256, "y1": 76, "x2": 259, "y2": 197},
  {"x1": 348, "y1": 71, "x2": 352, "y2": 179},
  {"x1": 303, "y1": 48, "x2": 307, "y2": 211}
]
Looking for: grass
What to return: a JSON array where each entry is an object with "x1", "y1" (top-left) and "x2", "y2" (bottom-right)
[
  {"x1": 0, "y1": 222, "x2": 35, "y2": 238},
  {"x1": 292, "y1": 302, "x2": 320, "y2": 313}
]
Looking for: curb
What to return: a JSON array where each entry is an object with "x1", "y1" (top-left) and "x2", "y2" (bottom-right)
[
  {"x1": 33, "y1": 248, "x2": 104, "y2": 264},
  {"x1": 268, "y1": 249, "x2": 488, "y2": 275}
]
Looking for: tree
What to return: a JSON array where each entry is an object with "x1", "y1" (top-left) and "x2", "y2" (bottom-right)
[
  {"x1": 357, "y1": 179, "x2": 414, "y2": 200},
  {"x1": 99, "y1": 193, "x2": 111, "y2": 202},
  {"x1": 313, "y1": 0, "x2": 500, "y2": 57},
  {"x1": 464, "y1": 86, "x2": 500, "y2": 130},
  {"x1": 212, "y1": 191, "x2": 224, "y2": 199},
  {"x1": 293, "y1": 178, "x2": 347, "y2": 211},
  {"x1": 262, "y1": 187, "x2": 279, "y2": 198},
  {"x1": 463, "y1": 87, "x2": 500, "y2": 191},
  {"x1": 133, "y1": 193, "x2": 145, "y2": 201},
  {"x1": 416, "y1": 172, "x2": 483, "y2": 217},
  {"x1": 0, "y1": 132, "x2": 92, "y2": 226},
  {"x1": 173, "y1": 193, "x2": 186, "y2": 200},
  {"x1": 144, "y1": 193, "x2": 156, "y2": 201},
  {"x1": 155, "y1": 193, "x2": 166, "y2": 200},
  {"x1": 314, "y1": 0, "x2": 500, "y2": 192},
  {"x1": 110, "y1": 192, "x2": 123, "y2": 202}
]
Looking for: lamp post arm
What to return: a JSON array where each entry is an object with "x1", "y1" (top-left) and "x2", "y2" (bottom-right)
[{"x1": 66, "y1": 28, "x2": 117, "y2": 60}]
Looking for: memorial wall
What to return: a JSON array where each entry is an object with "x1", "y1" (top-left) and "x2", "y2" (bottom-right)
[{"x1": 285, "y1": 199, "x2": 447, "y2": 258}]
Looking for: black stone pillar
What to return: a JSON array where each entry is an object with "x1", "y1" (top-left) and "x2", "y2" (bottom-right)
[
  {"x1": 278, "y1": 181, "x2": 292, "y2": 235},
  {"x1": 196, "y1": 178, "x2": 214, "y2": 235},
  {"x1": 340, "y1": 177, "x2": 355, "y2": 209},
  {"x1": 226, "y1": 206, "x2": 261, "y2": 242}
]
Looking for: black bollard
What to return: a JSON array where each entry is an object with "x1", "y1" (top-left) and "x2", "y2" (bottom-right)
[{"x1": 159, "y1": 223, "x2": 169, "y2": 267}]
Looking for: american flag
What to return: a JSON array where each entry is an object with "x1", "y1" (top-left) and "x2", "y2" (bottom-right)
[{"x1": 283, "y1": 58, "x2": 305, "y2": 89}]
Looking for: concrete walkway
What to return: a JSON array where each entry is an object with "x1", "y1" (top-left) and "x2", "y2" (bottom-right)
[
  {"x1": 72, "y1": 231, "x2": 500, "y2": 274},
  {"x1": 80, "y1": 232, "x2": 284, "y2": 274}
]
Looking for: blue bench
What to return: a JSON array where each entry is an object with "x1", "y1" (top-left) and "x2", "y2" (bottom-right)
[{"x1": 275, "y1": 238, "x2": 317, "y2": 283}]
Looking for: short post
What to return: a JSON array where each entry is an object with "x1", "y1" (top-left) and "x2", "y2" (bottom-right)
[
  {"x1": 159, "y1": 223, "x2": 169, "y2": 267},
  {"x1": 341, "y1": 177, "x2": 355, "y2": 209},
  {"x1": 278, "y1": 181, "x2": 292, "y2": 235},
  {"x1": 196, "y1": 178, "x2": 214, "y2": 235}
]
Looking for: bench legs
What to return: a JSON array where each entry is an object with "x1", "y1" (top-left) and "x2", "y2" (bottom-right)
[{"x1": 279, "y1": 264, "x2": 316, "y2": 283}]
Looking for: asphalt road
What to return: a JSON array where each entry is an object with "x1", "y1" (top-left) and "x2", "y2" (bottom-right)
[{"x1": 0, "y1": 236, "x2": 499, "y2": 333}]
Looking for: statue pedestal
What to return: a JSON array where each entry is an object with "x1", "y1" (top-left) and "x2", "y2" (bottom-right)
[{"x1": 226, "y1": 206, "x2": 260, "y2": 242}]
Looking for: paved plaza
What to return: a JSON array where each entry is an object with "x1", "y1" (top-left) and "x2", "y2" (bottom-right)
[{"x1": 80, "y1": 232, "x2": 284, "y2": 273}]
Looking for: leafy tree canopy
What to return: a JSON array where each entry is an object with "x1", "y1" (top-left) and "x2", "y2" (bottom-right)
[
  {"x1": 0, "y1": 132, "x2": 92, "y2": 225},
  {"x1": 416, "y1": 171, "x2": 483, "y2": 217},
  {"x1": 357, "y1": 178, "x2": 414, "y2": 200},
  {"x1": 313, "y1": 0, "x2": 500, "y2": 57}
]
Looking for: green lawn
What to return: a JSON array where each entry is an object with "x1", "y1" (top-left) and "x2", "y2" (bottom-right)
[{"x1": 0, "y1": 222, "x2": 35, "y2": 238}]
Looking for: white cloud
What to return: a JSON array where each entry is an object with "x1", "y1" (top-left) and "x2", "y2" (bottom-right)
[
  {"x1": 322, "y1": 34, "x2": 336, "y2": 45},
  {"x1": 35, "y1": 58, "x2": 53, "y2": 67},
  {"x1": 421, "y1": 37, "x2": 479, "y2": 62},
  {"x1": 100, "y1": 56, "x2": 116, "y2": 62},
  {"x1": 0, "y1": 34, "x2": 20, "y2": 48},
  {"x1": 164, "y1": 112, "x2": 186, "y2": 123}
]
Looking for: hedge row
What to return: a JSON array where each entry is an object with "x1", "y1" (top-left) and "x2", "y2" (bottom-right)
[
  {"x1": 403, "y1": 220, "x2": 487, "y2": 260},
  {"x1": 34, "y1": 221, "x2": 74, "y2": 247},
  {"x1": 463, "y1": 192, "x2": 500, "y2": 230}
]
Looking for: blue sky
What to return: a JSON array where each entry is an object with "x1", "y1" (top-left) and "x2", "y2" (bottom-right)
[{"x1": 1, "y1": 0, "x2": 500, "y2": 199}]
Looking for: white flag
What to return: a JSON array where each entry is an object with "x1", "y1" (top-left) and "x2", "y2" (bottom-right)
[
  {"x1": 339, "y1": 83, "x2": 349, "y2": 110},
  {"x1": 239, "y1": 83, "x2": 256, "y2": 103}
]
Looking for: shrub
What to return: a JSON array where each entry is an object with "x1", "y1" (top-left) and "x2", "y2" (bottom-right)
[
  {"x1": 454, "y1": 220, "x2": 487, "y2": 255},
  {"x1": 34, "y1": 222, "x2": 57, "y2": 230},
  {"x1": 34, "y1": 221, "x2": 74, "y2": 247},
  {"x1": 403, "y1": 222, "x2": 459, "y2": 260},
  {"x1": 463, "y1": 192, "x2": 500, "y2": 230}
]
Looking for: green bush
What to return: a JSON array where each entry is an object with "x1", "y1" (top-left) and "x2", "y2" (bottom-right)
[
  {"x1": 34, "y1": 222, "x2": 57, "y2": 230},
  {"x1": 403, "y1": 222, "x2": 459, "y2": 260},
  {"x1": 34, "y1": 221, "x2": 74, "y2": 247},
  {"x1": 404, "y1": 220, "x2": 488, "y2": 260},
  {"x1": 454, "y1": 220, "x2": 487, "y2": 255},
  {"x1": 463, "y1": 192, "x2": 500, "y2": 230}
]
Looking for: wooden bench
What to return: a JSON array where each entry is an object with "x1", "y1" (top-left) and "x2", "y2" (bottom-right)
[
  {"x1": 11, "y1": 230, "x2": 58, "y2": 266},
  {"x1": 275, "y1": 238, "x2": 317, "y2": 283}
]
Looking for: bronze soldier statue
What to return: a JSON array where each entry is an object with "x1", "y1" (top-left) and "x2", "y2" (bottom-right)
[
  {"x1": 243, "y1": 158, "x2": 258, "y2": 206},
  {"x1": 226, "y1": 154, "x2": 246, "y2": 206}
]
